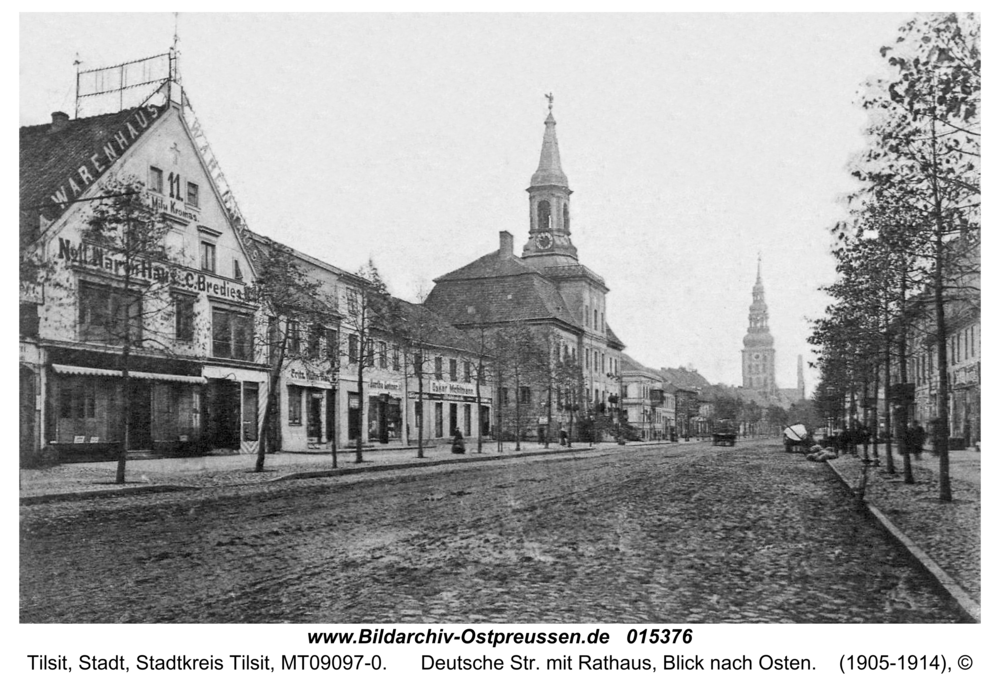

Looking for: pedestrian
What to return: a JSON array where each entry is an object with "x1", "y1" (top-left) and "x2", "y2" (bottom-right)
[
  {"x1": 910, "y1": 420, "x2": 926, "y2": 460},
  {"x1": 451, "y1": 428, "x2": 466, "y2": 454},
  {"x1": 560, "y1": 428, "x2": 567, "y2": 446}
]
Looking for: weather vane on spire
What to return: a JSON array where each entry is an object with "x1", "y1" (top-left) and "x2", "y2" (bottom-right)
[{"x1": 545, "y1": 92, "x2": 554, "y2": 111}]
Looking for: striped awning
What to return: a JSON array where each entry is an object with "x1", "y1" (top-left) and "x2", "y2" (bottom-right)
[{"x1": 51, "y1": 364, "x2": 206, "y2": 384}]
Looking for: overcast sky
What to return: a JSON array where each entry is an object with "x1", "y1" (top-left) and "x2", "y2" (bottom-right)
[{"x1": 20, "y1": 12, "x2": 918, "y2": 393}]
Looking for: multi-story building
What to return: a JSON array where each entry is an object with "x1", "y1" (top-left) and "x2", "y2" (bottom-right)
[
  {"x1": 19, "y1": 97, "x2": 268, "y2": 462},
  {"x1": 425, "y1": 102, "x2": 625, "y2": 441}
]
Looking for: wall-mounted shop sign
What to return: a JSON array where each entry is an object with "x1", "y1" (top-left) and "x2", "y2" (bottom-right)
[
  {"x1": 429, "y1": 380, "x2": 476, "y2": 397},
  {"x1": 369, "y1": 379, "x2": 403, "y2": 393},
  {"x1": 48, "y1": 104, "x2": 164, "y2": 213},
  {"x1": 148, "y1": 192, "x2": 199, "y2": 223},
  {"x1": 289, "y1": 368, "x2": 334, "y2": 384},
  {"x1": 58, "y1": 238, "x2": 256, "y2": 304}
]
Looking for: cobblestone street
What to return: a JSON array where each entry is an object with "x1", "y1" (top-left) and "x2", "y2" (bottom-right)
[{"x1": 20, "y1": 440, "x2": 966, "y2": 623}]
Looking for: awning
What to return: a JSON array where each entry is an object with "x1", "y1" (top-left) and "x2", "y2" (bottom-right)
[{"x1": 51, "y1": 364, "x2": 206, "y2": 384}]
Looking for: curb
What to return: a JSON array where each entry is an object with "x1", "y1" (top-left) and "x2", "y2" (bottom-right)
[
  {"x1": 272, "y1": 446, "x2": 597, "y2": 482},
  {"x1": 20, "y1": 484, "x2": 197, "y2": 506},
  {"x1": 824, "y1": 459, "x2": 981, "y2": 623}
]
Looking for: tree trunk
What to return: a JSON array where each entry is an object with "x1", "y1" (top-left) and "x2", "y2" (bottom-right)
[
  {"x1": 116, "y1": 359, "x2": 130, "y2": 485},
  {"x1": 416, "y1": 371, "x2": 424, "y2": 459},
  {"x1": 897, "y1": 269, "x2": 913, "y2": 484},
  {"x1": 929, "y1": 109, "x2": 952, "y2": 502},
  {"x1": 330, "y1": 388, "x2": 337, "y2": 469},
  {"x1": 257, "y1": 342, "x2": 286, "y2": 472},
  {"x1": 355, "y1": 364, "x2": 365, "y2": 463},
  {"x1": 883, "y1": 302, "x2": 895, "y2": 473},
  {"x1": 475, "y1": 371, "x2": 483, "y2": 454}
]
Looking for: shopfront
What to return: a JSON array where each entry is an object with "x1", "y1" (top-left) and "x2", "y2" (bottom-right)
[
  {"x1": 281, "y1": 364, "x2": 336, "y2": 452},
  {"x1": 407, "y1": 379, "x2": 492, "y2": 444},
  {"x1": 367, "y1": 378, "x2": 404, "y2": 445}
]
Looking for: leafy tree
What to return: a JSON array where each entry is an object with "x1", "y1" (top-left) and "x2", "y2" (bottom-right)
[
  {"x1": 491, "y1": 320, "x2": 545, "y2": 451},
  {"x1": 81, "y1": 175, "x2": 177, "y2": 484},
  {"x1": 341, "y1": 260, "x2": 393, "y2": 463},
  {"x1": 250, "y1": 235, "x2": 332, "y2": 472}
]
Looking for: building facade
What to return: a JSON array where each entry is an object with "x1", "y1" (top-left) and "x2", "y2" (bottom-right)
[
  {"x1": 20, "y1": 100, "x2": 268, "y2": 462},
  {"x1": 425, "y1": 103, "x2": 625, "y2": 442}
]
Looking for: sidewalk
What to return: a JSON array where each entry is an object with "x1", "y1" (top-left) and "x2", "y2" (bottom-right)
[{"x1": 827, "y1": 447, "x2": 981, "y2": 621}]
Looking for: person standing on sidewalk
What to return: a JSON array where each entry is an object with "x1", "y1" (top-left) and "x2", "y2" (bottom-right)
[{"x1": 909, "y1": 420, "x2": 926, "y2": 461}]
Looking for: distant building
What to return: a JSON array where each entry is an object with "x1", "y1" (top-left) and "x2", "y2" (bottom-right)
[{"x1": 739, "y1": 257, "x2": 804, "y2": 409}]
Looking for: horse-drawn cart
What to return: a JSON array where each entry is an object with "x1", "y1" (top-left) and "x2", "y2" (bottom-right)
[
  {"x1": 712, "y1": 420, "x2": 737, "y2": 446},
  {"x1": 783, "y1": 424, "x2": 812, "y2": 453}
]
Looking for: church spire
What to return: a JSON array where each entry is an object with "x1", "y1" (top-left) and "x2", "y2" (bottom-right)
[
  {"x1": 531, "y1": 95, "x2": 569, "y2": 188},
  {"x1": 522, "y1": 95, "x2": 577, "y2": 265}
]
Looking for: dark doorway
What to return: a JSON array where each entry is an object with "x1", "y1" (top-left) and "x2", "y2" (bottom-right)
[
  {"x1": 127, "y1": 379, "x2": 153, "y2": 450},
  {"x1": 20, "y1": 366, "x2": 36, "y2": 464},
  {"x1": 326, "y1": 389, "x2": 336, "y2": 443},
  {"x1": 307, "y1": 392, "x2": 323, "y2": 439},
  {"x1": 206, "y1": 379, "x2": 241, "y2": 450},
  {"x1": 348, "y1": 392, "x2": 360, "y2": 441}
]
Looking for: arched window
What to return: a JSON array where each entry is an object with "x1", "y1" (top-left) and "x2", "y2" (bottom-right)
[
  {"x1": 563, "y1": 202, "x2": 570, "y2": 230},
  {"x1": 537, "y1": 200, "x2": 551, "y2": 229}
]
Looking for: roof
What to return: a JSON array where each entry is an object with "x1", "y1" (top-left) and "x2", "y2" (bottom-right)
[
  {"x1": 20, "y1": 107, "x2": 165, "y2": 247},
  {"x1": 427, "y1": 251, "x2": 581, "y2": 330},
  {"x1": 660, "y1": 366, "x2": 711, "y2": 390},
  {"x1": 621, "y1": 352, "x2": 662, "y2": 380},
  {"x1": 392, "y1": 298, "x2": 479, "y2": 354}
]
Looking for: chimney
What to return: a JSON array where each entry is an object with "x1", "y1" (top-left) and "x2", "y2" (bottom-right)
[
  {"x1": 499, "y1": 231, "x2": 514, "y2": 258},
  {"x1": 50, "y1": 111, "x2": 70, "y2": 132}
]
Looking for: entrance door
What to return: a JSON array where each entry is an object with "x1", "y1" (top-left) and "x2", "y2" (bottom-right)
[
  {"x1": 307, "y1": 392, "x2": 323, "y2": 439},
  {"x1": 127, "y1": 379, "x2": 153, "y2": 450},
  {"x1": 207, "y1": 379, "x2": 241, "y2": 450},
  {"x1": 326, "y1": 389, "x2": 336, "y2": 443},
  {"x1": 19, "y1": 366, "x2": 35, "y2": 463}
]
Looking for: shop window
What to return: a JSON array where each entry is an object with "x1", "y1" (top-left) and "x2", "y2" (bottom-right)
[
  {"x1": 435, "y1": 357, "x2": 443, "y2": 380},
  {"x1": 186, "y1": 181, "x2": 200, "y2": 207},
  {"x1": 242, "y1": 382, "x2": 259, "y2": 441},
  {"x1": 464, "y1": 404, "x2": 472, "y2": 436},
  {"x1": 464, "y1": 360, "x2": 472, "y2": 383},
  {"x1": 348, "y1": 334, "x2": 359, "y2": 364},
  {"x1": 174, "y1": 294, "x2": 196, "y2": 342},
  {"x1": 288, "y1": 386, "x2": 303, "y2": 425},
  {"x1": 79, "y1": 282, "x2": 142, "y2": 344},
  {"x1": 288, "y1": 320, "x2": 301, "y2": 355},
  {"x1": 449, "y1": 358, "x2": 458, "y2": 381},
  {"x1": 201, "y1": 241, "x2": 216, "y2": 274},
  {"x1": 212, "y1": 308, "x2": 253, "y2": 360},
  {"x1": 149, "y1": 166, "x2": 164, "y2": 194},
  {"x1": 434, "y1": 402, "x2": 443, "y2": 438}
]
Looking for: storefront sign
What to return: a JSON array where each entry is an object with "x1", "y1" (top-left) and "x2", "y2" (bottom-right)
[
  {"x1": 57, "y1": 238, "x2": 256, "y2": 304},
  {"x1": 148, "y1": 193, "x2": 199, "y2": 223},
  {"x1": 369, "y1": 379, "x2": 403, "y2": 393},
  {"x1": 429, "y1": 380, "x2": 476, "y2": 397},
  {"x1": 48, "y1": 105, "x2": 163, "y2": 212},
  {"x1": 289, "y1": 369, "x2": 334, "y2": 384}
]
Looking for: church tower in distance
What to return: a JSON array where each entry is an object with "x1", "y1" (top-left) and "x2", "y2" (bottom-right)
[{"x1": 741, "y1": 256, "x2": 776, "y2": 392}]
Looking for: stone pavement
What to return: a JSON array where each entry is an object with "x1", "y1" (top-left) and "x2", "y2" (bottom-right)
[{"x1": 827, "y1": 447, "x2": 981, "y2": 621}]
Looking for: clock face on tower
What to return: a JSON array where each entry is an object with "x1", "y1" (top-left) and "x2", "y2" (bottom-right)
[
  {"x1": 536, "y1": 232, "x2": 553, "y2": 250},
  {"x1": 753, "y1": 353, "x2": 761, "y2": 360}
]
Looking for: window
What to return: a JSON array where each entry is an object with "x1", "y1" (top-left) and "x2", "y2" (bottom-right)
[
  {"x1": 449, "y1": 358, "x2": 458, "y2": 381},
  {"x1": 327, "y1": 328, "x2": 339, "y2": 364},
  {"x1": 464, "y1": 361, "x2": 472, "y2": 383},
  {"x1": 79, "y1": 282, "x2": 142, "y2": 344},
  {"x1": 378, "y1": 341, "x2": 388, "y2": 369},
  {"x1": 537, "y1": 200, "x2": 551, "y2": 229},
  {"x1": 392, "y1": 344, "x2": 401, "y2": 371},
  {"x1": 348, "y1": 334, "x2": 359, "y2": 364},
  {"x1": 563, "y1": 202, "x2": 570, "y2": 230},
  {"x1": 174, "y1": 294, "x2": 196, "y2": 342},
  {"x1": 186, "y1": 181, "x2": 200, "y2": 207},
  {"x1": 288, "y1": 386, "x2": 303, "y2": 425},
  {"x1": 585, "y1": 309, "x2": 590, "y2": 328},
  {"x1": 308, "y1": 324, "x2": 323, "y2": 358},
  {"x1": 201, "y1": 242, "x2": 216, "y2": 274},
  {"x1": 464, "y1": 405, "x2": 472, "y2": 436},
  {"x1": 500, "y1": 387, "x2": 509, "y2": 406},
  {"x1": 435, "y1": 356, "x2": 443, "y2": 380},
  {"x1": 233, "y1": 259, "x2": 243, "y2": 281},
  {"x1": 149, "y1": 166, "x2": 164, "y2": 194},
  {"x1": 519, "y1": 386, "x2": 531, "y2": 405},
  {"x1": 288, "y1": 320, "x2": 301, "y2": 355},
  {"x1": 212, "y1": 308, "x2": 253, "y2": 360},
  {"x1": 435, "y1": 403, "x2": 444, "y2": 438}
]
